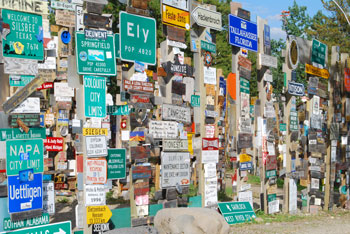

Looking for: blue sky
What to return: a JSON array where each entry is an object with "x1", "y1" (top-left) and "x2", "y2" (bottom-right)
[{"x1": 240, "y1": 0, "x2": 327, "y2": 40}]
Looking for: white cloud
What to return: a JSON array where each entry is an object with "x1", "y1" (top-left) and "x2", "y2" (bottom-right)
[
  {"x1": 270, "y1": 27, "x2": 287, "y2": 41},
  {"x1": 267, "y1": 14, "x2": 282, "y2": 22}
]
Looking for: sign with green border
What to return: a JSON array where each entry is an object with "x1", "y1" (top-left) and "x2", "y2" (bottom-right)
[
  {"x1": 191, "y1": 95, "x2": 200, "y2": 107},
  {"x1": 0, "y1": 221, "x2": 71, "y2": 234},
  {"x1": 311, "y1": 39, "x2": 326, "y2": 67},
  {"x1": 266, "y1": 169, "x2": 277, "y2": 179},
  {"x1": 0, "y1": 128, "x2": 46, "y2": 141},
  {"x1": 9, "y1": 75, "x2": 35, "y2": 87},
  {"x1": 84, "y1": 76, "x2": 107, "y2": 118},
  {"x1": 3, "y1": 213, "x2": 49, "y2": 231},
  {"x1": 218, "y1": 201, "x2": 256, "y2": 225},
  {"x1": 240, "y1": 77, "x2": 250, "y2": 94},
  {"x1": 107, "y1": 149, "x2": 126, "y2": 179},
  {"x1": 201, "y1": 40, "x2": 216, "y2": 54}
]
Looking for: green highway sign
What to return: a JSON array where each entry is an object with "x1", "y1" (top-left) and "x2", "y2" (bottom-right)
[
  {"x1": 6, "y1": 139, "x2": 44, "y2": 176},
  {"x1": 279, "y1": 123, "x2": 287, "y2": 132},
  {"x1": 240, "y1": 78, "x2": 250, "y2": 94},
  {"x1": 115, "y1": 33, "x2": 120, "y2": 58},
  {"x1": 266, "y1": 169, "x2": 277, "y2": 178},
  {"x1": 107, "y1": 149, "x2": 126, "y2": 179},
  {"x1": 0, "y1": 128, "x2": 46, "y2": 141},
  {"x1": 290, "y1": 111, "x2": 298, "y2": 131},
  {"x1": 107, "y1": 105, "x2": 130, "y2": 115},
  {"x1": 84, "y1": 76, "x2": 106, "y2": 118},
  {"x1": 267, "y1": 194, "x2": 276, "y2": 202},
  {"x1": 120, "y1": 11, "x2": 156, "y2": 65},
  {"x1": 0, "y1": 221, "x2": 71, "y2": 234},
  {"x1": 2, "y1": 9, "x2": 44, "y2": 60},
  {"x1": 9, "y1": 75, "x2": 35, "y2": 87},
  {"x1": 218, "y1": 201, "x2": 256, "y2": 225},
  {"x1": 76, "y1": 32, "x2": 116, "y2": 76},
  {"x1": 191, "y1": 95, "x2": 200, "y2": 107},
  {"x1": 311, "y1": 39, "x2": 327, "y2": 67},
  {"x1": 3, "y1": 213, "x2": 49, "y2": 231},
  {"x1": 201, "y1": 40, "x2": 216, "y2": 54}
]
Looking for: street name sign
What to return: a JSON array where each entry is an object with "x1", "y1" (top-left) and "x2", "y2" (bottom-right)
[
  {"x1": 192, "y1": 7, "x2": 222, "y2": 31},
  {"x1": 218, "y1": 201, "x2": 256, "y2": 225},
  {"x1": 75, "y1": 32, "x2": 116, "y2": 76},
  {"x1": 2, "y1": 9, "x2": 44, "y2": 60},
  {"x1": 107, "y1": 149, "x2": 126, "y2": 179},
  {"x1": 3, "y1": 213, "x2": 49, "y2": 231},
  {"x1": 311, "y1": 39, "x2": 327, "y2": 67},
  {"x1": 84, "y1": 76, "x2": 107, "y2": 118},
  {"x1": 120, "y1": 11, "x2": 156, "y2": 65},
  {"x1": 201, "y1": 40, "x2": 216, "y2": 54},
  {"x1": 87, "y1": 206, "x2": 112, "y2": 224},
  {"x1": 0, "y1": 128, "x2": 46, "y2": 141},
  {"x1": 9, "y1": 75, "x2": 35, "y2": 87},
  {"x1": 162, "y1": 4, "x2": 190, "y2": 31},
  {"x1": 228, "y1": 14, "x2": 258, "y2": 52},
  {"x1": 0, "y1": 221, "x2": 72, "y2": 234}
]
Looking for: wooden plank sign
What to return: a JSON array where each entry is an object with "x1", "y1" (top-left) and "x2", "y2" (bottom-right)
[
  {"x1": 84, "y1": 13, "x2": 111, "y2": 29},
  {"x1": 1, "y1": 0, "x2": 49, "y2": 14},
  {"x1": 132, "y1": 166, "x2": 152, "y2": 180},
  {"x1": 130, "y1": 146, "x2": 150, "y2": 161},
  {"x1": 238, "y1": 55, "x2": 252, "y2": 71},
  {"x1": 162, "y1": 104, "x2": 191, "y2": 123},
  {"x1": 167, "y1": 25, "x2": 186, "y2": 43},
  {"x1": 4, "y1": 58, "x2": 38, "y2": 75},
  {"x1": 55, "y1": 10, "x2": 75, "y2": 27},
  {"x1": 134, "y1": 181, "x2": 149, "y2": 196}
]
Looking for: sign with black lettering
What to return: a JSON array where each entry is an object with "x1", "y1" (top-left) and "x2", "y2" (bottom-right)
[{"x1": 161, "y1": 152, "x2": 190, "y2": 187}]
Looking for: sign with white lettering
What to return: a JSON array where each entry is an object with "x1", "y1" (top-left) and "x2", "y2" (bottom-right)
[
  {"x1": 288, "y1": 81, "x2": 305, "y2": 96},
  {"x1": 43, "y1": 137, "x2": 64, "y2": 152},
  {"x1": 202, "y1": 138, "x2": 219, "y2": 151},
  {"x1": 86, "y1": 158, "x2": 107, "y2": 185},
  {"x1": 85, "y1": 135, "x2": 108, "y2": 157},
  {"x1": 192, "y1": 7, "x2": 222, "y2": 31},
  {"x1": 162, "y1": 104, "x2": 191, "y2": 123},
  {"x1": 228, "y1": 14, "x2": 257, "y2": 52},
  {"x1": 51, "y1": 1, "x2": 76, "y2": 11},
  {"x1": 3, "y1": 213, "x2": 49, "y2": 231},
  {"x1": 107, "y1": 149, "x2": 126, "y2": 179},
  {"x1": 85, "y1": 184, "x2": 106, "y2": 206},
  {"x1": 161, "y1": 152, "x2": 190, "y2": 187},
  {"x1": 84, "y1": 76, "x2": 106, "y2": 118},
  {"x1": 149, "y1": 121, "x2": 178, "y2": 139},
  {"x1": 163, "y1": 139, "x2": 188, "y2": 151},
  {"x1": 85, "y1": 29, "x2": 107, "y2": 40}
]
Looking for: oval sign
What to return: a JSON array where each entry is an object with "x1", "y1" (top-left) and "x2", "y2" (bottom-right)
[{"x1": 289, "y1": 36, "x2": 299, "y2": 70}]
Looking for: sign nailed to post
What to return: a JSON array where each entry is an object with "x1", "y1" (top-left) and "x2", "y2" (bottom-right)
[
  {"x1": 192, "y1": 7, "x2": 222, "y2": 31},
  {"x1": 161, "y1": 152, "x2": 190, "y2": 187},
  {"x1": 84, "y1": 76, "x2": 107, "y2": 118},
  {"x1": 85, "y1": 135, "x2": 108, "y2": 157},
  {"x1": 107, "y1": 149, "x2": 126, "y2": 179},
  {"x1": 162, "y1": 4, "x2": 190, "y2": 31},
  {"x1": 288, "y1": 81, "x2": 305, "y2": 96},
  {"x1": 311, "y1": 39, "x2": 327, "y2": 67},
  {"x1": 162, "y1": 0, "x2": 189, "y2": 11},
  {"x1": 87, "y1": 206, "x2": 112, "y2": 225},
  {"x1": 86, "y1": 158, "x2": 107, "y2": 185}
]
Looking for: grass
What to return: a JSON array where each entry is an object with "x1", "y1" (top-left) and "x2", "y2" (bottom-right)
[
  {"x1": 247, "y1": 174, "x2": 261, "y2": 185},
  {"x1": 252, "y1": 210, "x2": 307, "y2": 224},
  {"x1": 57, "y1": 197, "x2": 69, "y2": 203},
  {"x1": 106, "y1": 191, "x2": 129, "y2": 205}
]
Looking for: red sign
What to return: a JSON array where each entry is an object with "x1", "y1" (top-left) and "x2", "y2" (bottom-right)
[
  {"x1": 130, "y1": 95, "x2": 150, "y2": 103},
  {"x1": 37, "y1": 82, "x2": 54, "y2": 90},
  {"x1": 123, "y1": 80, "x2": 154, "y2": 93},
  {"x1": 202, "y1": 138, "x2": 219, "y2": 150},
  {"x1": 266, "y1": 155, "x2": 277, "y2": 171},
  {"x1": 44, "y1": 137, "x2": 64, "y2": 151},
  {"x1": 345, "y1": 68, "x2": 350, "y2": 92}
]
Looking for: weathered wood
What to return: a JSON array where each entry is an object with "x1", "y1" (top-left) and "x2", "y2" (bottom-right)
[
  {"x1": 10, "y1": 209, "x2": 42, "y2": 222},
  {"x1": 4, "y1": 58, "x2": 38, "y2": 76}
]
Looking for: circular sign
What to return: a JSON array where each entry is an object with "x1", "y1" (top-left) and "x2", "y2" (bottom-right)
[
  {"x1": 289, "y1": 36, "x2": 299, "y2": 70},
  {"x1": 340, "y1": 185, "x2": 347, "y2": 195},
  {"x1": 204, "y1": 51, "x2": 212, "y2": 67},
  {"x1": 61, "y1": 31, "x2": 71, "y2": 44}
]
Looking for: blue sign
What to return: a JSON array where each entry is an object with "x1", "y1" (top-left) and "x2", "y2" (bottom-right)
[
  {"x1": 264, "y1": 24, "x2": 270, "y2": 47},
  {"x1": 288, "y1": 81, "x2": 305, "y2": 96},
  {"x1": 228, "y1": 14, "x2": 258, "y2": 52},
  {"x1": 240, "y1": 161, "x2": 253, "y2": 171},
  {"x1": 8, "y1": 173, "x2": 43, "y2": 213}
]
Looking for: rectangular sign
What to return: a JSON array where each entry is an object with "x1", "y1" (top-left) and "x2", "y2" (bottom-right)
[
  {"x1": 123, "y1": 80, "x2": 154, "y2": 93},
  {"x1": 86, "y1": 206, "x2": 112, "y2": 225},
  {"x1": 120, "y1": 11, "x2": 156, "y2": 65},
  {"x1": 218, "y1": 201, "x2": 256, "y2": 225},
  {"x1": 2, "y1": 9, "x2": 44, "y2": 60},
  {"x1": 204, "y1": 177, "x2": 218, "y2": 207},
  {"x1": 161, "y1": 152, "x2": 190, "y2": 187},
  {"x1": 86, "y1": 158, "x2": 107, "y2": 184},
  {"x1": 202, "y1": 150, "x2": 219, "y2": 164},
  {"x1": 132, "y1": 166, "x2": 152, "y2": 180},
  {"x1": 85, "y1": 136, "x2": 108, "y2": 157},
  {"x1": 43, "y1": 137, "x2": 64, "y2": 151},
  {"x1": 228, "y1": 14, "x2": 258, "y2": 52},
  {"x1": 11, "y1": 97, "x2": 40, "y2": 114},
  {"x1": 305, "y1": 64, "x2": 329, "y2": 79},
  {"x1": 6, "y1": 139, "x2": 44, "y2": 176},
  {"x1": 55, "y1": 9, "x2": 75, "y2": 27},
  {"x1": 201, "y1": 40, "x2": 216, "y2": 54},
  {"x1": 191, "y1": 95, "x2": 200, "y2": 107},
  {"x1": 149, "y1": 121, "x2": 178, "y2": 139},
  {"x1": 84, "y1": 76, "x2": 107, "y2": 118},
  {"x1": 4, "y1": 58, "x2": 38, "y2": 75},
  {"x1": 311, "y1": 39, "x2": 327, "y2": 67},
  {"x1": 9, "y1": 75, "x2": 35, "y2": 87},
  {"x1": 8, "y1": 173, "x2": 43, "y2": 213},
  {"x1": 107, "y1": 149, "x2": 126, "y2": 179},
  {"x1": 288, "y1": 81, "x2": 305, "y2": 96},
  {"x1": 83, "y1": 128, "x2": 108, "y2": 136},
  {"x1": 75, "y1": 32, "x2": 116, "y2": 75},
  {"x1": 3, "y1": 213, "x2": 49, "y2": 231},
  {"x1": 162, "y1": 4, "x2": 190, "y2": 30},
  {"x1": 163, "y1": 139, "x2": 188, "y2": 151},
  {"x1": 202, "y1": 138, "x2": 219, "y2": 151},
  {"x1": 0, "y1": 128, "x2": 45, "y2": 141},
  {"x1": 203, "y1": 67, "x2": 217, "y2": 85},
  {"x1": 192, "y1": 6, "x2": 222, "y2": 31},
  {"x1": 0, "y1": 221, "x2": 71, "y2": 234},
  {"x1": 85, "y1": 185, "x2": 106, "y2": 206},
  {"x1": 240, "y1": 161, "x2": 253, "y2": 171},
  {"x1": 42, "y1": 182, "x2": 55, "y2": 214},
  {"x1": 107, "y1": 105, "x2": 130, "y2": 115},
  {"x1": 162, "y1": 0, "x2": 189, "y2": 11},
  {"x1": 259, "y1": 53, "x2": 277, "y2": 68},
  {"x1": 162, "y1": 104, "x2": 191, "y2": 123},
  {"x1": 0, "y1": 0, "x2": 48, "y2": 14},
  {"x1": 51, "y1": 0, "x2": 76, "y2": 11}
]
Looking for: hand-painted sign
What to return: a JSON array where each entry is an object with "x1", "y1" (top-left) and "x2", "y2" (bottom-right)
[
  {"x1": 1, "y1": 0, "x2": 49, "y2": 14},
  {"x1": 203, "y1": 67, "x2": 217, "y2": 85},
  {"x1": 120, "y1": 11, "x2": 156, "y2": 65},
  {"x1": 75, "y1": 32, "x2": 116, "y2": 75},
  {"x1": 149, "y1": 121, "x2": 178, "y2": 139},
  {"x1": 123, "y1": 80, "x2": 154, "y2": 93},
  {"x1": 132, "y1": 166, "x2": 152, "y2": 180},
  {"x1": 288, "y1": 81, "x2": 305, "y2": 96},
  {"x1": 87, "y1": 206, "x2": 112, "y2": 225},
  {"x1": 83, "y1": 13, "x2": 111, "y2": 29},
  {"x1": 84, "y1": 76, "x2": 107, "y2": 118},
  {"x1": 86, "y1": 158, "x2": 107, "y2": 184},
  {"x1": 85, "y1": 136, "x2": 108, "y2": 157},
  {"x1": 85, "y1": 185, "x2": 106, "y2": 206},
  {"x1": 311, "y1": 39, "x2": 327, "y2": 67},
  {"x1": 266, "y1": 155, "x2": 277, "y2": 171},
  {"x1": 43, "y1": 137, "x2": 64, "y2": 151},
  {"x1": 228, "y1": 14, "x2": 258, "y2": 52},
  {"x1": 305, "y1": 64, "x2": 329, "y2": 79},
  {"x1": 6, "y1": 139, "x2": 44, "y2": 176},
  {"x1": 8, "y1": 173, "x2": 43, "y2": 213},
  {"x1": 218, "y1": 201, "x2": 256, "y2": 225},
  {"x1": 289, "y1": 37, "x2": 299, "y2": 70},
  {"x1": 161, "y1": 152, "x2": 190, "y2": 187},
  {"x1": 107, "y1": 149, "x2": 126, "y2": 179},
  {"x1": 130, "y1": 146, "x2": 150, "y2": 161},
  {"x1": 2, "y1": 9, "x2": 44, "y2": 60},
  {"x1": 238, "y1": 55, "x2": 252, "y2": 71},
  {"x1": 192, "y1": 7, "x2": 222, "y2": 31},
  {"x1": 3, "y1": 213, "x2": 49, "y2": 231},
  {"x1": 162, "y1": 4, "x2": 190, "y2": 30},
  {"x1": 162, "y1": 104, "x2": 191, "y2": 123}
]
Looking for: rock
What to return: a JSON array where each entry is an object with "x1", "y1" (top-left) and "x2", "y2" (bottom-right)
[
  {"x1": 255, "y1": 217, "x2": 264, "y2": 223},
  {"x1": 154, "y1": 208, "x2": 230, "y2": 234}
]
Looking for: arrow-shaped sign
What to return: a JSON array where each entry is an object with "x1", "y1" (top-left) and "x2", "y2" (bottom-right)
[
  {"x1": 87, "y1": 205, "x2": 113, "y2": 224},
  {"x1": 54, "y1": 228, "x2": 66, "y2": 234},
  {"x1": 191, "y1": 7, "x2": 222, "y2": 31},
  {"x1": 0, "y1": 221, "x2": 71, "y2": 234}
]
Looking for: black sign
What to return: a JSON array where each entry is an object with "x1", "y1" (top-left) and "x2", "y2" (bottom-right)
[
  {"x1": 162, "y1": 58, "x2": 194, "y2": 84},
  {"x1": 86, "y1": 2, "x2": 105, "y2": 14},
  {"x1": 237, "y1": 8, "x2": 250, "y2": 21},
  {"x1": 238, "y1": 133, "x2": 253, "y2": 149},
  {"x1": 84, "y1": 13, "x2": 111, "y2": 29},
  {"x1": 9, "y1": 114, "x2": 40, "y2": 127},
  {"x1": 92, "y1": 221, "x2": 114, "y2": 234},
  {"x1": 239, "y1": 66, "x2": 251, "y2": 80},
  {"x1": 171, "y1": 81, "x2": 186, "y2": 95}
]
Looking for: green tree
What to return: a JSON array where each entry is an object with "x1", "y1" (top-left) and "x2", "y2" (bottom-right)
[{"x1": 271, "y1": 39, "x2": 286, "y2": 98}]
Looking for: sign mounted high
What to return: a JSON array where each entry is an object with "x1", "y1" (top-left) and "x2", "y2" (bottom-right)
[
  {"x1": 191, "y1": 7, "x2": 222, "y2": 31},
  {"x1": 120, "y1": 11, "x2": 156, "y2": 65},
  {"x1": 228, "y1": 14, "x2": 258, "y2": 52},
  {"x1": 289, "y1": 37, "x2": 299, "y2": 70},
  {"x1": 162, "y1": 4, "x2": 190, "y2": 30},
  {"x1": 1, "y1": 0, "x2": 49, "y2": 14},
  {"x1": 84, "y1": 76, "x2": 107, "y2": 118},
  {"x1": 305, "y1": 64, "x2": 329, "y2": 79},
  {"x1": 162, "y1": 0, "x2": 189, "y2": 11},
  {"x1": 311, "y1": 39, "x2": 327, "y2": 67},
  {"x1": 162, "y1": 104, "x2": 191, "y2": 123}
]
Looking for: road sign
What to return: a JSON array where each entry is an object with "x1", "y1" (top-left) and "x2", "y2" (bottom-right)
[
  {"x1": 0, "y1": 221, "x2": 72, "y2": 234},
  {"x1": 305, "y1": 64, "x2": 329, "y2": 79},
  {"x1": 228, "y1": 14, "x2": 258, "y2": 52},
  {"x1": 84, "y1": 76, "x2": 107, "y2": 118},
  {"x1": 8, "y1": 173, "x2": 43, "y2": 213},
  {"x1": 162, "y1": 4, "x2": 190, "y2": 30},
  {"x1": 191, "y1": 95, "x2": 200, "y2": 107},
  {"x1": 311, "y1": 39, "x2": 327, "y2": 67},
  {"x1": 86, "y1": 206, "x2": 112, "y2": 224},
  {"x1": 3, "y1": 213, "x2": 49, "y2": 231},
  {"x1": 9, "y1": 75, "x2": 35, "y2": 87},
  {"x1": 192, "y1": 7, "x2": 222, "y2": 31},
  {"x1": 107, "y1": 149, "x2": 126, "y2": 179},
  {"x1": 120, "y1": 11, "x2": 156, "y2": 65},
  {"x1": 0, "y1": 128, "x2": 46, "y2": 141},
  {"x1": 2, "y1": 9, "x2": 44, "y2": 60},
  {"x1": 218, "y1": 201, "x2": 256, "y2": 225},
  {"x1": 201, "y1": 40, "x2": 216, "y2": 54},
  {"x1": 107, "y1": 105, "x2": 130, "y2": 115},
  {"x1": 75, "y1": 32, "x2": 116, "y2": 76},
  {"x1": 290, "y1": 111, "x2": 298, "y2": 131},
  {"x1": 6, "y1": 139, "x2": 44, "y2": 176},
  {"x1": 162, "y1": 0, "x2": 189, "y2": 11}
]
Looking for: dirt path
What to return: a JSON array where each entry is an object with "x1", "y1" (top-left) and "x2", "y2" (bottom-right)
[{"x1": 230, "y1": 210, "x2": 350, "y2": 234}]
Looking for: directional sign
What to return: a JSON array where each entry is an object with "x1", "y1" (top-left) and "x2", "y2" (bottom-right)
[
  {"x1": 120, "y1": 11, "x2": 156, "y2": 65},
  {"x1": 6, "y1": 139, "x2": 44, "y2": 176},
  {"x1": 107, "y1": 149, "x2": 126, "y2": 179},
  {"x1": 8, "y1": 173, "x2": 43, "y2": 213},
  {"x1": 3, "y1": 213, "x2": 49, "y2": 231},
  {"x1": 311, "y1": 39, "x2": 327, "y2": 67},
  {"x1": 2, "y1": 9, "x2": 44, "y2": 60},
  {"x1": 75, "y1": 32, "x2": 116, "y2": 76},
  {"x1": 162, "y1": 4, "x2": 190, "y2": 31},
  {"x1": 0, "y1": 221, "x2": 72, "y2": 234},
  {"x1": 87, "y1": 206, "x2": 112, "y2": 224},
  {"x1": 228, "y1": 14, "x2": 258, "y2": 52},
  {"x1": 218, "y1": 201, "x2": 256, "y2": 225},
  {"x1": 192, "y1": 7, "x2": 222, "y2": 31},
  {"x1": 305, "y1": 64, "x2": 329, "y2": 79},
  {"x1": 288, "y1": 81, "x2": 305, "y2": 96},
  {"x1": 84, "y1": 76, "x2": 107, "y2": 118}
]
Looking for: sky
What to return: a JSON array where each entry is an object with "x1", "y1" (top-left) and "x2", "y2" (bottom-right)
[{"x1": 240, "y1": 0, "x2": 327, "y2": 40}]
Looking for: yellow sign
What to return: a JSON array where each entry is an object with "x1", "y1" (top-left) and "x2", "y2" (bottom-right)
[
  {"x1": 87, "y1": 206, "x2": 112, "y2": 224},
  {"x1": 162, "y1": 4, "x2": 190, "y2": 30},
  {"x1": 83, "y1": 128, "x2": 108, "y2": 136},
  {"x1": 250, "y1": 97, "x2": 258, "y2": 105},
  {"x1": 305, "y1": 64, "x2": 330, "y2": 79},
  {"x1": 239, "y1": 154, "x2": 251, "y2": 163}
]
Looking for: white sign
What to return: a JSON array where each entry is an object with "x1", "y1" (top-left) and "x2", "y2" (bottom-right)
[
  {"x1": 289, "y1": 179, "x2": 297, "y2": 213},
  {"x1": 311, "y1": 178, "x2": 320, "y2": 190},
  {"x1": 54, "y1": 82, "x2": 75, "y2": 97},
  {"x1": 161, "y1": 152, "x2": 190, "y2": 188},
  {"x1": 149, "y1": 121, "x2": 178, "y2": 139},
  {"x1": 136, "y1": 205, "x2": 149, "y2": 216},
  {"x1": 192, "y1": 7, "x2": 222, "y2": 31},
  {"x1": 203, "y1": 67, "x2": 217, "y2": 85},
  {"x1": 238, "y1": 190, "x2": 253, "y2": 208},
  {"x1": 259, "y1": 53, "x2": 277, "y2": 68},
  {"x1": 201, "y1": 150, "x2": 219, "y2": 164},
  {"x1": 38, "y1": 57, "x2": 56, "y2": 70},
  {"x1": 204, "y1": 176, "x2": 217, "y2": 207},
  {"x1": 85, "y1": 135, "x2": 108, "y2": 157},
  {"x1": 312, "y1": 95, "x2": 320, "y2": 115},
  {"x1": 162, "y1": 0, "x2": 189, "y2": 11},
  {"x1": 204, "y1": 163, "x2": 216, "y2": 178},
  {"x1": 263, "y1": 71, "x2": 273, "y2": 82},
  {"x1": 85, "y1": 185, "x2": 106, "y2": 206},
  {"x1": 86, "y1": 158, "x2": 107, "y2": 184},
  {"x1": 11, "y1": 97, "x2": 40, "y2": 114},
  {"x1": 167, "y1": 39, "x2": 187, "y2": 49},
  {"x1": 205, "y1": 125, "x2": 215, "y2": 138},
  {"x1": 268, "y1": 200, "x2": 279, "y2": 214},
  {"x1": 240, "y1": 183, "x2": 251, "y2": 192},
  {"x1": 163, "y1": 139, "x2": 188, "y2": 151},
  {"x1": 75, "y1": 5, "x2": 84, "y2": 31},
  {"x1": 162, "y1": 104, "x2": 191, "y2": 123},
  {"x1": 43, "y1": 182, "x2": 55, "y2": 214}
]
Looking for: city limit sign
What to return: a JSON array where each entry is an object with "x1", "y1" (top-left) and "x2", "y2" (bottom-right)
[{"x1": 120, "y1": 11, "x2": 156, "y2": 65}]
